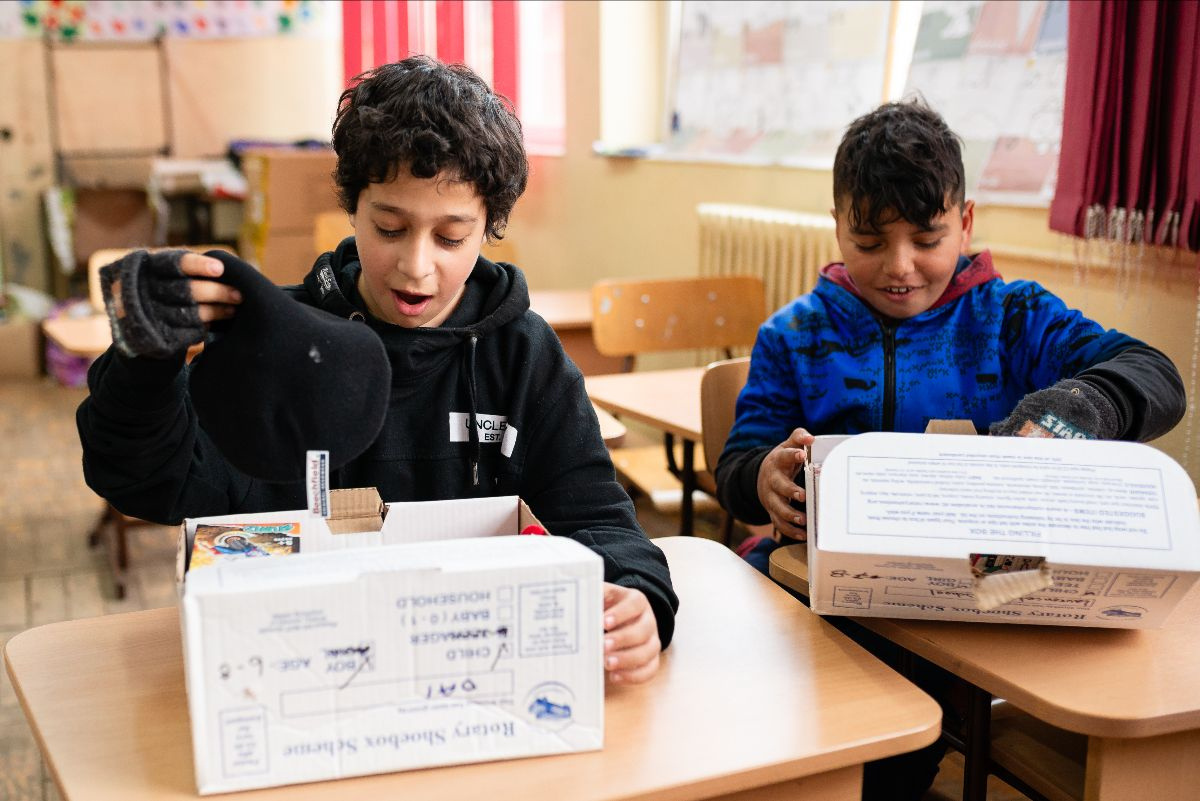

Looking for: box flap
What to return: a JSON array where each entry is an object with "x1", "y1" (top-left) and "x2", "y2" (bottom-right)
[
  {"x1": 518, "y1": 498, "x2": 548, "y2": 534},
  {"x1": 183, "y1": 533, "x2": 599, "y2": 595},
  {"x1": 327, "y1": 487, "x2": 385, "y2": 534},
  {"x1": 924, "y1": 419, "x2": 978, "y2": 435},
  {"x1": 807, "y1": 434, "x2": 852, "y2": 466},
  {"x1": 814, "y1": 432, "x2": 1200, "y2": 570},
  {"x1": 379, "y1": 495, "x2": 523, "y2": 543}
]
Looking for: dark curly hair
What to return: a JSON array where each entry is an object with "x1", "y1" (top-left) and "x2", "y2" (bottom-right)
[
  {"x1": 332, "y1": 56, "x2": 528, "y2": 241},
  {"x1": 832, "y1": 99, "x2": 965, "y2": 233}
]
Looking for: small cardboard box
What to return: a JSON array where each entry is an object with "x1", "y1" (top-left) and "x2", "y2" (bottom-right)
[
  {"x1": 239, "y1": 147, "x2": 339, "y2": 234},
  {"x1": 0, "y1": 317, "x2": 42, "y2": 379},
  {"x1": 177, "y1": 493, "x2": 603, "y2": 794},
  {"x1": 805, "y1": 431, "x2": 1200, "y2": 628},
  {"x1": 237, "y1": 228, "x2": 318, "y2": 285}
]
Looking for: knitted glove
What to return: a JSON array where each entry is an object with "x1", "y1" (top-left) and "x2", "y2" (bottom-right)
[
  {"x1": 99, "y1": 249, "x2": 204, "y2": 360},
  {"x1": 989, "y1": 379, "x2": 1120, "y2": 440}
]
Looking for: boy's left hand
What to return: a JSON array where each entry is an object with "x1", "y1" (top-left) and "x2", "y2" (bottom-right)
[
  {"x1": 990, "y1": 379, "x2": 1119, "y2": 439},
  {"x1": 602, "y1": 583, "x2": 661, "y2": 684}
]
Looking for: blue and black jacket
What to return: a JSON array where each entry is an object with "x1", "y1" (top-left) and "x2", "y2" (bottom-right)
[{"x1": 715, "y1": 251, "x2": 1186, "y2": 526}]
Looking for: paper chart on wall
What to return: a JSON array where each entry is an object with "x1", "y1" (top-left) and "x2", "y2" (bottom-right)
[
  {"x1": 903, "y1": 0, "x2": 1067, "y2": 207},
  {"x1": 667, "y1": 0, "x2": 891, "y2": 168}
]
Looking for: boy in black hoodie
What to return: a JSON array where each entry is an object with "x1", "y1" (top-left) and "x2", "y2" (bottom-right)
[{"x1": 77, "y1": 56, "x2": 677, "y2": 684}]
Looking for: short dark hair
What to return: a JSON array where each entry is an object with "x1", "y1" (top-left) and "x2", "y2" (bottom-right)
[
  {"x1": 832, "y1": 99, "x2": 965, "y2": 233},
  {"x1": 332, "y1": 55, "x2": 528, "y2": 241}
]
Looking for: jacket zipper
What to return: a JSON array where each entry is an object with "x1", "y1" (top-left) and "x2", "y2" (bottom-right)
[{"x1": 881, "y1": 322, "x2": 896, "y2": 431}]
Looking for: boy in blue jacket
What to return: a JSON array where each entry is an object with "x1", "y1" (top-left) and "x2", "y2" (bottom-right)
[
  {"x1": 715, "y1": 99, "x2": 1185, "y2": 801},
  {"x1": 717, "y1": 99, "x2": 1184, "y2": 572},
  {"x1": 77, "y1": 56, "x2": 676, "y2": 685}
]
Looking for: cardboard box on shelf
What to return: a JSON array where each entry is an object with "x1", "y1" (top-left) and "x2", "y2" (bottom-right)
[
  {"x1": 0, "y1": 317, "x2": 42, "y2": 378},
  {"x1": 237, "y1": 148, "x2": 339, "y2": 284},
  {"x1": 237, "y1": 228, "x2": 315, "y2": 285},
  {"x1": 239, "y1": 147, "x2": 339, "y2": 234},
  {"x1": 176, "y1": 492, "x2": 604, "y2": 795},
  {"x1": 805, "y1": 429, "x2": 1200, "y2": 629}
]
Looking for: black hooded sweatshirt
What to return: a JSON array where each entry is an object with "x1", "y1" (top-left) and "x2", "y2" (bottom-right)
[{"x1": 77, "y1": 239, "x2": 678, "y2": 646}]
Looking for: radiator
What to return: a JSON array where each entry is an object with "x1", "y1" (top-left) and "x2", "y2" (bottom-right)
[{"x1": 697, "y1": 204, "x2": 839, "y2": 316}]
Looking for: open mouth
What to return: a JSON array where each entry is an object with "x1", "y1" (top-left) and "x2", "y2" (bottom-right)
[
  {"x1": 391, "y1": 289, "x2": 433, "y2": 316},
  {"x1": 395, "y1": 290, "x2": 430, "y2": 304},
  {"x1": 882, "y1": 286, "x2": 921, "y2": 296}
]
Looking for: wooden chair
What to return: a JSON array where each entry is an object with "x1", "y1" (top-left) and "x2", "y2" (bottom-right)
[
  {"x1": 590, "y1": 276, "x2": 766, "y2": 534},
  {"x1": 590, "y1": 275, "x2": 766, "y2": 373},
  {"x1": 697, "y1": 356, "x2": 751, "y2": 544}
]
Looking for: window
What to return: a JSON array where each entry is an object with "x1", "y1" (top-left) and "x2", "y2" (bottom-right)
[
  {"x1": 653, "y1": 0, "x2": 1064, "y2": 207},
  {"x1": 341, "y1": 0, "x2": 564, "y2": 155}
]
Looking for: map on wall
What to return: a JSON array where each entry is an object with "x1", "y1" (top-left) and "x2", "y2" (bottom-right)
[
  {"x1": 903, "y1": 0, "x2": 1067, "y2": 207},
  {"x1": 666, "y1": 0, "x2": 891, "y2": 167}
]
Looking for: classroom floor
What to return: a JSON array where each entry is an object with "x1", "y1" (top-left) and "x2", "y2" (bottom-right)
[{"x1": 0, "y1": 377, "x2": 1031, "y2": 801}]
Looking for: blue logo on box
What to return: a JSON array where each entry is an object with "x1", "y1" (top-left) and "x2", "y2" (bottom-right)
[
  {"x1": 525, "y1": 682, "x2": 575, "y2": 730},
  {"x1": 1101, "y1": 605, "x2": 1147, "y2": 619}
]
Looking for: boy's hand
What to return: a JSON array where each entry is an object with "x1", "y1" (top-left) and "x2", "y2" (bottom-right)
[
  {"x1": 989, "y1": 379, "x2": 1119, "y2": 440},
  {"x1": 756, "y1": 427, "x2": 815, "y2": 540},
  {"x1": 100, "y1": 249, "x2": 242, "y2": 359},
  {"x1": 181, "y1": 252, "x2": 242, "y2": 323},
  {"x1": 602, "y1": 583, "x2": 660, "y2": 684}
]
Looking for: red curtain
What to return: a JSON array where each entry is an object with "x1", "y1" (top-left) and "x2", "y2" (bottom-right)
[
  {"x1": 1049, "y1": 0, "x2": 1200, "y2": 251},
  {"x1": 340, "y1": 1, "x2": 520, "y2": 115}
]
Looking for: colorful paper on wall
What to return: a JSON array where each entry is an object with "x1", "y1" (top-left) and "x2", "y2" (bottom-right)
[{"x1": 2, "y1": 0, "x2": 331, "y2": 42}]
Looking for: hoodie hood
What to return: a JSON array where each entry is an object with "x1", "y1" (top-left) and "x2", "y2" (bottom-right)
[
  {"x1": 819, "y1": 250, "x2": 1001, "y2": 317},
  {"x1": 299, "y1": 236, "x2": 530, "y2": 489},
  {"x1": 301, "y1": 237, "x2": 530, "y2": 379}
]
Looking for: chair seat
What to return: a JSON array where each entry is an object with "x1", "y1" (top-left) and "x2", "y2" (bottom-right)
[{"x1": 609, "y1": 445, "x2": 720, "y2": 514}]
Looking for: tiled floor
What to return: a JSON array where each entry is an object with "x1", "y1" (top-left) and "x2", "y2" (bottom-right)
[
  {"x1": 0, "y1": 379, "x2": 184, "y2": 801},
  {"x1": 0, "y1": 377, "x2": 1030, "y2": 801}
]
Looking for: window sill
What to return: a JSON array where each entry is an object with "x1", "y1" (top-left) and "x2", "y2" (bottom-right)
[{"x1": 590, "y1": 141, "x2": 833, "y2": 171}]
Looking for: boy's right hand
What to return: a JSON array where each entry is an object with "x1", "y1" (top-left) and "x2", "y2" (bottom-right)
[
  {"x1": 181, "y1": 252, "x2": 242, "y2": 323},
  {"x1": 756, "y1": 427, "x2": 815, "y2": 540}
]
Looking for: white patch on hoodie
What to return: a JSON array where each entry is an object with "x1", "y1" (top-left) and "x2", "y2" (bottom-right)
[{"x1": 449, "y1": 412, "x2": 518, "y2": 457}]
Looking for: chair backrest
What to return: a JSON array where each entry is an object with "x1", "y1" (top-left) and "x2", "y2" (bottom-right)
[
  {"x1": 87, "y1": 245, "x2": 237, "y2": 313},
  {"x1": 700, "y1": 356, "x2": 751, "y2": 473},
  {"x1": 590, "y1": 275, "x2": 766, "y2": 370}
]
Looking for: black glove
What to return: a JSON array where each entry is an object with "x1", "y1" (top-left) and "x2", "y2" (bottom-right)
[
  {"x1": 99, "y1": 249, "x2": 205, "y2": 360},
  {"x1": 989, "y1": 379, "x2": 1120, "y2": 440}
]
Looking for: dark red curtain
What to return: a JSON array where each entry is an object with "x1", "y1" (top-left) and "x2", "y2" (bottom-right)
[{"x1": 1050, "y1": 0, "x2": 1200, "y2": 251}]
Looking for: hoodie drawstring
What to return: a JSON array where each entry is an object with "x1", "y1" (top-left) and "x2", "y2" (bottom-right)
[{"x1": 465, "y1": 333, "x2": 481, "y2": 489}]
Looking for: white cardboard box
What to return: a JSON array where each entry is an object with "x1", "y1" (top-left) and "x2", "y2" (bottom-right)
[
  {"x1": 805, "y1": 433, "x2": 1200, "y2": 628},
  {"x1": 176, "y1": 495, "x2": 603, "y2": 794}
]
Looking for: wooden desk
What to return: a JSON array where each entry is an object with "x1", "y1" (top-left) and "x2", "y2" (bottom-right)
[
  {"x1": 529, "y1": 289, "x2": 624, "y2": 376},
  {"x1": 592, "y1": 404, "x2": 626, "y2": 449},
  {"x1": 770, "y1": 543, "x2": 1200, "y2": 801},
  {"x1": 41, "y1": 314, "x2": 112, "y2": 358},
  {"x1": 5, "y1": 537, "x2": 940, "y2": 801},
  {"x1": 586, "y1": 367, "x2": 704, "y2": 536}
]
